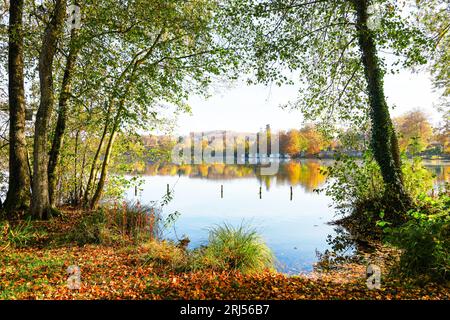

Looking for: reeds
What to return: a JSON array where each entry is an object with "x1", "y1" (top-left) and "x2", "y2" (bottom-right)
[{"x1": 104, "y1": 201, "x2": 162, "y2": 243}]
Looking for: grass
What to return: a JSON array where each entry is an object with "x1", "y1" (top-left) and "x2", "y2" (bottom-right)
[
  {"x1": 1, "y1": 219, "x2": 48, "y2": 250},
  {"x1": 2, "y1": 206, "x2": 276, "y2": 277},
  {"x1": 142, "y1": 240, "x2": 189, "y2": 272},
  {"x1": 194, "y1": 223, "x2": 275, "y2": 274},
  {"x1": 140, "y1": 223, "x2": 275, "y2": 274},
  {"x1": 63, "y1": 201, "x2": 162, "y2": 246},
  {"x1": 0, "y1": 250, "x2": 67, "y2": 299}
]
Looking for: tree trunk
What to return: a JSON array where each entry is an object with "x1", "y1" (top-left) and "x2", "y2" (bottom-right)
[
  {"x1": 82, "y1": 104, "x2": 112, "y2": 207},
  {"x1": 87, "y1": 43, "x2": 153, "y2": 209},
  {"x1": 32, "y1": 0, "x2": 66, "y2": 219},
  {"x1": 4, "y1": 0, "x2": 31, "y2": 217},
  {"x1": 48, "y1": 28, "x2": 80, "y2": 207},
  {"x1": 73, "y1": 129, "x2": 79, "y2": 204},
  {"x1": 89, "y1": 115, "x2": 120, "y2": 209},
  {"x1": 353, "y1": 0, "x2": 411, "y2": 213},
  {"x1": 78, "y1": 140, "x2": 88, "y2": 202}
]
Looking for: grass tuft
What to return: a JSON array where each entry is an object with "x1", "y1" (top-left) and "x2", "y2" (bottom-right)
[{"x1": 196, "y1": 223, "x2": 275, "y2": 274}]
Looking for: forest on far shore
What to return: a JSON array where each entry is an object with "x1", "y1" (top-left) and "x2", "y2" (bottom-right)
[{"x1": 139, "y1": 109, "x2": 449, "y2": 161}]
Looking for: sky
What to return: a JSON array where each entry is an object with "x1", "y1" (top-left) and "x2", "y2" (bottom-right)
[{"x1": 174, "y1": 68, "x2": 443, "y2": 136}]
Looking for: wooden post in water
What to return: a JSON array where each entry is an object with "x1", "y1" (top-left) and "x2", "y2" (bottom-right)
[
  {"x1": 290, "y1": 186, "x2": 293, "y2": 201},
  {"x1": 167, "y1": 184, "x2": 170, "y2": 196},
  {"x1": 259, "y1": 186, "x2": 262, "y2": 199},
  {"x1": 135, "y1": 185, "x2": 137, "y2": 197},
  {"x1": 221, "y1": 185, "x2": 223, "y2": 198}
]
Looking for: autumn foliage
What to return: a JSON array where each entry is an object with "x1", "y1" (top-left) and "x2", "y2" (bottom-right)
[{"x1": 1, "y1": 209, "x2": 449, "y2": 300}]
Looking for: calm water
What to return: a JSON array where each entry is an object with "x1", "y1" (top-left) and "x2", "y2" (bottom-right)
[{"x1": 126, "y1": 159, "x2": 449, "y2": 274}]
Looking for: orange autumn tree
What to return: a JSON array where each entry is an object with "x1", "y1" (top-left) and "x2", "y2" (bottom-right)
[
  {"x1": 281, "y1": 130, "x2": 306, "y2": 156},
  {"x1": 433, "y1": 108, "x2": 450, "y2": 154},
  {"x1": 394, "y1": 110, "x2": 433, "y2": 154},
  {"x1": 279, "y1": 126, "x2": 328, "y2": 156},
  {"x1": 299, "y1": 125, "x2": 328, "y2": 155}
]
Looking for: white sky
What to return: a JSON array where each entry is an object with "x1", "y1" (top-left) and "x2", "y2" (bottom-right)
[{"x1": 174, "y1": 69, "x2": 443, "y2": 136}]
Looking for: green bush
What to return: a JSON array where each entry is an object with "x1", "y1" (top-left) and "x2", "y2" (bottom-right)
[
  {"x1": 195, "y1": 223, "x2": 275, "y2": 274},
  {"x1": 402, "y1": 157, "x2": 434, "y2": 200},
  {"x1": 383, "y1": 194, "x2": 450, "y2": 282},
  {"x1": 324, "y1": 152, "x2": 448, "y2": 281},
  {"x1": 323, "y1": 153, "x2": 434, "y2": 229}
]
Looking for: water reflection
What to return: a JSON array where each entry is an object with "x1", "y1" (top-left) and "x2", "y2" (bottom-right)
[
  {"x1": 314, "y1": 226, "x2": 360, "y2": 271},
  {"x1": 423, "y1": 160, "x2": 450, "y2": 186},
  {"x1": 138, "y1": 160, "x2": 330, "y2": 192},
  {"x1": 137, "y1": 160, "x2": 449, "y2": 187}
]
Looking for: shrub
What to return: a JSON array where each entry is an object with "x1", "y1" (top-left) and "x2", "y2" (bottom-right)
[
  {"x1": 195, "y1": 223, "x2": 275, "y2": 274},
  {"x1": 402, "y1": 157, "x2": 434, "y2": 200},
  {"x1": 382, "y1": 193, "x2": 450, "y2": 282},
  {"x1": 322, "y1": 153, "x2": 434, "y2": 232},
  {"x1": 139, "y1": 224, "x2": 274, "y2": 274}
]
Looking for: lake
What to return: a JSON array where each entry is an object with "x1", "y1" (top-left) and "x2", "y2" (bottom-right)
[{"x1": 126, "y1": 159, "x2": 449, "y2": 274}]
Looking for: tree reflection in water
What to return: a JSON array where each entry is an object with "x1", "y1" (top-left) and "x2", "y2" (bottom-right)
[
  {"x1": 134, "y1": 160, "x2": 448, "y2": 196},
  {"x1": 139, "y1": 160, "x2": 330, "y2": 193},
  {"x1": 314, "y1": 226, "x2": 363, "y2": 271}
]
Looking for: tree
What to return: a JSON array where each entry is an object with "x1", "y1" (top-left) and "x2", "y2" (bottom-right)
[
  {"x1": 352, "y1": 0, "x2": 409, "y2": 209},
  {"x1": 416, "y1": 0, "x2": 450, "y2": 98},
  {"x1": 433, "y1": 108, "x2": 450, "y2": 154},
  {"x1": 221, "y1": 0, "x2": 431, "y2": 211},
  {"x1": 0, "y1": 0, "x2": 241, "y2": 215},
  {"x1": 3, "y1": 0, "x2": 31, "y2": 217},
  {"x1": 48, "y1": 20, "x2": 80, "y2": 208},
  {"x1": 31, "y1": 0, "x2": 67, "y2": 219},
  {"x1": 62, "y1": 0, "x2": 237, "y2": 209},
  {"x1": 300, "y1": 125, "x2": 327, "y2": 155},
  {"x1": 394, "y1": 110, "x2": 433, "y2": 154},
  {"x1": 283, "y1": 130, "x2": 301, "y2": 156}
]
